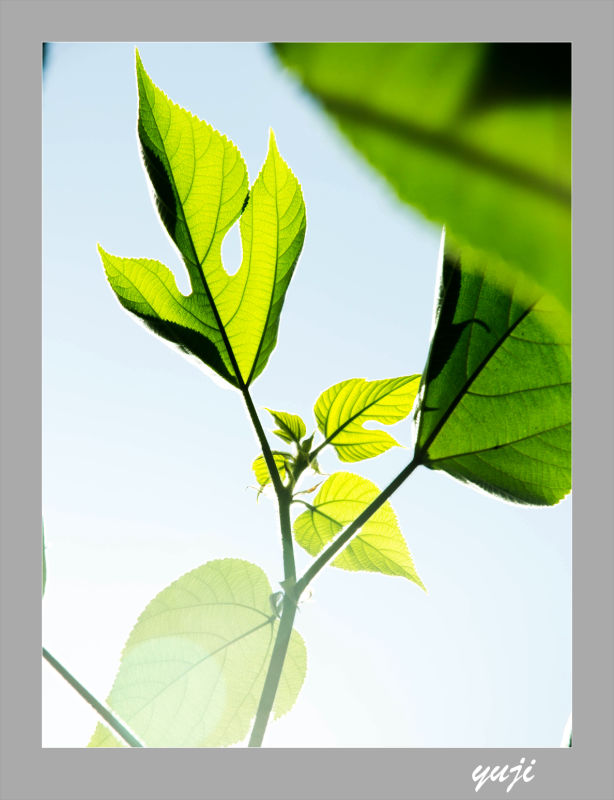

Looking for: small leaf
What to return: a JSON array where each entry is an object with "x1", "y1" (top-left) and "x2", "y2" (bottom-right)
[
  {"x1": 252, "y1": 452, "x2": 291, "y2": 487},
  {"x1": 100, "y1": 53, "x2": 306, "y2": 387},
  {"x1": 87, "y1": 559, "x2": 307, "y2": 747},
  {"x1": 266, "y1": 409, "x2": 307, "y2": 444},
  {"x1": 294, "y1": 472, "x2": 425, "y2": 588},
  {"x1": 88, "y1": 723, "x2": 126, "y2": 748},
  {"x1": 314, "y1": 376, "x2": 420, "y2": 462},
  {"x1": 301, "y1": 433, "x2": 315, "y2": 453},
  {"x1": 415, "y1": 234, "x2": 571, "y2": 505}
]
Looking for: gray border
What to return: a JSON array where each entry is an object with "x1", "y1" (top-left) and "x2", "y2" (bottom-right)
[{"x1": 1, "y1": 1, "x2": 612, "y2": 799}]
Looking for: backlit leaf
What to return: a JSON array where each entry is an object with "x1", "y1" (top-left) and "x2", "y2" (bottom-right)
[
  {"x1": 252, "y1": 452, "x2": 291, "y2": 487},
  {"x1": 99, "y1": 52, "x2": 306, "y2": 387},
  {"x1": 266, "y1": 409, "x2": 307, "y2": 444},
  {"x1": 314, "y1": 376, "x2": 420, "y2": 462},
  {"x1": 274, "y1": 43, "x2": 571, "y2": 310},
  {"x1": 87, "y1": 559, "x2": 307, "y2": 747},
  {"x1": 294, "y1": 472, "x2": 424, "y2": 588},
  {"x1": 414, "y1": 234, "x2": 571, "y2": 505}
]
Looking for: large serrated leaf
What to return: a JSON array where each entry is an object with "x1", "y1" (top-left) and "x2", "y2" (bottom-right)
[
  {"x1": 87, "y1": 559, "x2": 307, "y2": 747},
  {"x1": 99, "y1": 51, "x2": 306, "y2": 387},
  {"x1": 415, "y1": 235, "x2": 571, "y2": 505},
  {"x1": 314, "y1": 376, "x2": 420, "y2": 462},
  {"x1": 294, "y1": 472, "x2": 425, "y2": 588},
  {"x1": 274, "y1": 43, "x2": 570, "y2": 310}
]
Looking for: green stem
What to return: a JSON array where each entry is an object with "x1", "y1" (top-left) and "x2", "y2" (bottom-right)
[
  {"x1": 241, "y1": 386, "x2": 296, "y2": 583},
  {"x1": 278, "y1": 490, "x2": 297, "y2": 586},
  {"x1": 247, "y1": 595, "x2": 297, "y2": 747},
  {"x1": 295, "y1": 455, "x2": 421, "y2": 595},
  {"x1": 246, "y1": 455, "x2": 422, "y2": 746},
  {"x1": 241, "y1": 387, "x2": 299, "y2": 747},
  {"x1": 241, "y1": 387, "x2": 285, "y2": 498},
  {"x1": 42, "y1": 647, "x2": 144, "y2": 747}
]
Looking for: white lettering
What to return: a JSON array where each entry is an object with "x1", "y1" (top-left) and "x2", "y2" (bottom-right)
[{"x1": 472, "y1": 757, "x2": 536, "y2": 794}]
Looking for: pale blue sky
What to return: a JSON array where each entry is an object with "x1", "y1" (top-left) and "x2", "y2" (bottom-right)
[{"x1": 42, "y1": 42, "x2": 571, "y2": 748}]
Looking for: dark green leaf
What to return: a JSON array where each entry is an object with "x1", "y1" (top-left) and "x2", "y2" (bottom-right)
[
  {"x1": 415, "y1": 235, "x2": 571, "y2": 505},
  {"x1": 274, "y1": 43, "x2": 570, "y2": 310}
]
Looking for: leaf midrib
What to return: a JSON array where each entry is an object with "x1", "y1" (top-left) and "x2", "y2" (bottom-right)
[
  {"x1": 316, "y1": 378, "x2": 415, "y2": 454},
  {"x1": 246, "y1": 150, "x2": 282, "y2": 386},
  {"x1": 113, "y1": 615, "x2": 274, "y2": 734},
  {"x1": 143, "y1": 88, "x2": 244, "y2": 388},
  {"x1": 427, "y1": 420, "x2": 570, "y2": 463},
  {"x1": 314, "y1": 89, "x2": 570, "y2": 207},
  {"x1": 419, "y1": 302, "x2": 536, "y2": 459}
]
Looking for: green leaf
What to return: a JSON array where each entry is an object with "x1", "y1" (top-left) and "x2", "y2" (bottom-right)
[
  {"x1": 294, "y1": 472, "x2": 424, "y2": 588},
  {"x1": 314, "y1": 376, "x2": 421, "y2": 462},
  {"x1": 87, "y1": 559, "x2": 307, "y2": 747},
  {"x1": 88, "y1": 723, "x2": 126, "y2": 748},
  {"x1": 266, "y1": 409, "x2": 307, "y2": 444},
  {"x1": 415, "y1": 235, "x2": 571, "y2": 505},
  {"x1": 99, "y1": 51, "x2": 306, "y2": 387},
  {"x1": 252, "y1": 452, "x2": 291, "y2": 487},
  {"x1": 274, "y1": 43, "x2": 570, "y2": 310}
]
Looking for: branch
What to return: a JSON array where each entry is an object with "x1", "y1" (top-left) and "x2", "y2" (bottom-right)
[
  {"x1": 42, "y1": 648, "x2": 144, "y2": 747},
  {"x1": 295, "y1": 455, "x2": 421, "y2": 595}
]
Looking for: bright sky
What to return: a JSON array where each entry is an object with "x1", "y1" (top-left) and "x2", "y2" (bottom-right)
[{"x1": 42, "y1": 42, "x2": 571, "y2": 748}]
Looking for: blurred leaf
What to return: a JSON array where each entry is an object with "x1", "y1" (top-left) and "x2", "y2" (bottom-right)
[
  {"x1": 88, "y1": 723, "x2": 125, "y2": 748},
  {"x1": 274, "y1": 43, "x2": 570, "y2": 310},
  {"x1": 294, "y1": 472, "x2": 424, "y2": 588},
  {"x1": 87, "y1": 559, "x2": 306, "y2": 747},
  {"x1": 266, "y1": 409, "x2": 307, "y2": 444},
  {"x1": 415, "y1": 233, "x2": 571, "y2": 505},
  {"x1": 100, "y1": 51, "x2": 306, "y2": 387},
  {"x1": 252, "y1": 452, "x2": 291, "y2": 488},
  {"x1": 314, "y1": 376, "x2": 420, "y2": 462}
]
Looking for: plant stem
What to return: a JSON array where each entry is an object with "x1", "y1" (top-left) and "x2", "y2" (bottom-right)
[
  {"x1": 42, "y1": 647, "x2": 144, "y2": 747},
  {"x1": 295, "y1": 454, "x2": 421, "y2": 595},
  {"x1": 247, "y1": 595, "x2": 297, "y2": 747},
  {"x1": 241, "y1": 386, "x2": 296, "y2": 582},
  {"x1": 241, "y1": 386, "x2": 300, "y2": 746},
  {"x1": 241, "y1": 387, "x2": 285, "y2": 498}
]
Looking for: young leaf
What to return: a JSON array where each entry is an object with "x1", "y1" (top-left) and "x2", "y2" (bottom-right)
[
  {"x1": 273, "y1": 43, "x2": 571, "y2": 310},
  {"x1": 314, "y1": 376, "x2": 421, "y2": 462},
  {"x1": 294, "y1": 472, "x2": 425, "y2": 588},
  {"x1": 415, "y1": 235, "x2": 571, "y2": 505},
  {"x1": 87, "y1": 559, "x2": 307, "y2": 747},
  {"x1": 266, "y1": 409, "x2": 307, "y2": 444},
  {"x1": 252, "y1": 452, "x2": 291, "y2": 487},
  {"x1": 99, "y1": 52, "x2": 306, "y2": 387}
]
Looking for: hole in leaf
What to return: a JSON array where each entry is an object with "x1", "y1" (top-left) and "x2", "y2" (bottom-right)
[{"x1": 221, "y1": 221, "x2": 243, "y2": 277}]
